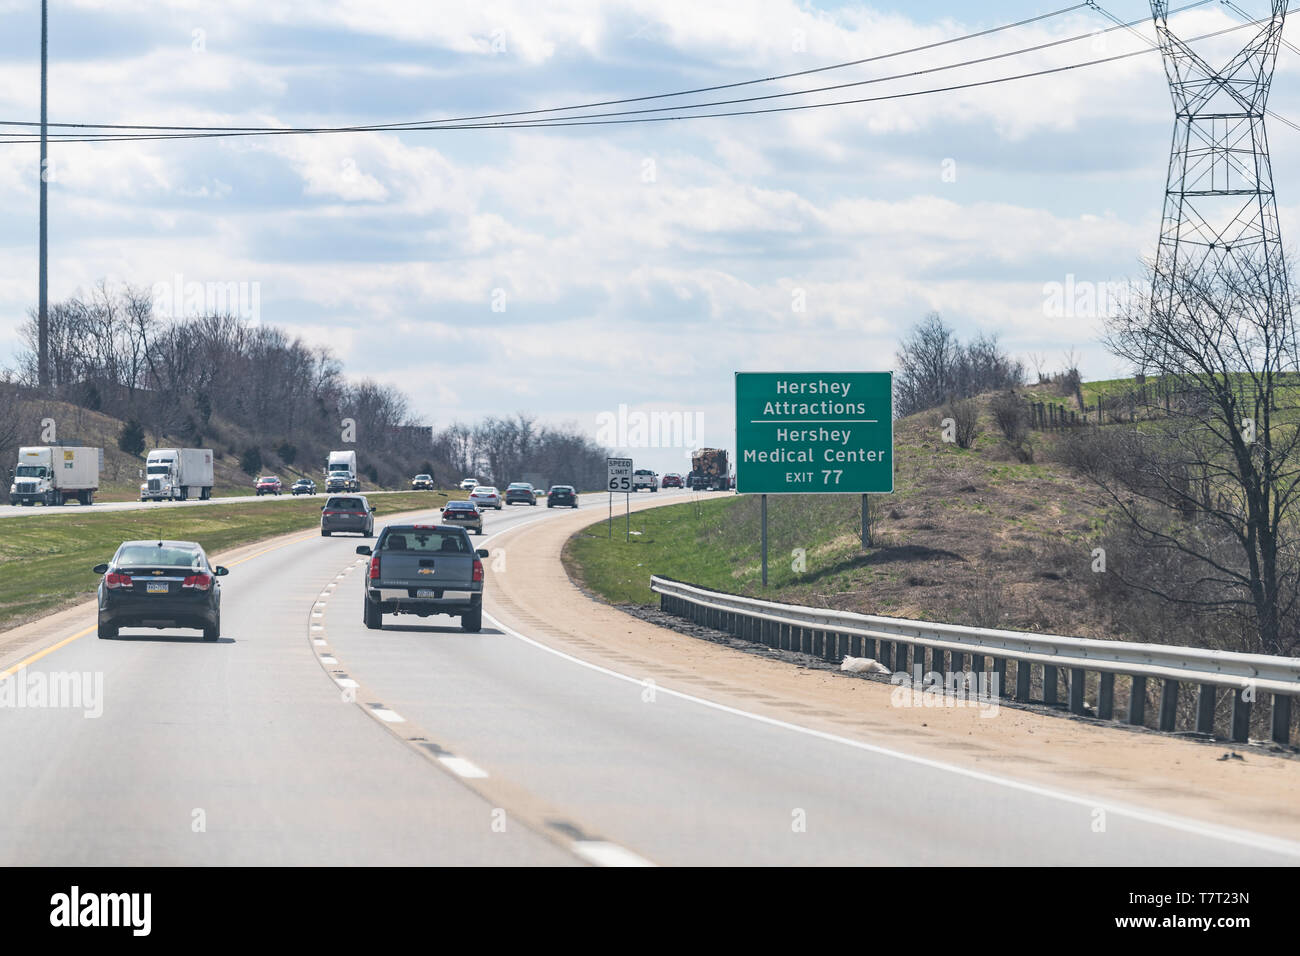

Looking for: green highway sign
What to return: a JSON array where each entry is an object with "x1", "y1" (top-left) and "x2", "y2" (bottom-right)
[{"x1": 735, "y1": 371, "x2": 893, "y2": 495}]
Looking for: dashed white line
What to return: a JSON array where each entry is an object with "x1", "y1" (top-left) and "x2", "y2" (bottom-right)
[
  {"x1": 320, "y1": 656, "x2": 338, "y2": 664},
  {"x1": 572, "y1": 840, "x2": 656, "y2": 868},
  {"x1": 335, "y1": 678, "x2": 359, "y2": 689},
  {"x1": 372, "y1": 708, "x2": 405, "y2": 723},
  {"x1": 438, "y1": 756, "x2": 489, "y2": 778},
  {"x1": 313, "y1": 639, "x2": 327, "y2": 646}
]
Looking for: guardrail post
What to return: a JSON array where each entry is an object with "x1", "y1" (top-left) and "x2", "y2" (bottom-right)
[
  {"x1": 991, "y1": 658, "x2": 1006, "y2": 698},
  {"x1": 1069, "y1": 668, "x2": 1086, "y2": 715},
  {"x1": 951, "y1": 651, "x2": 964, "y2": 672},
  {"x1": 1044, "y1": 665, "x2": 1059, "y2": 705},
  {"x1": 894, "y1": 641, "x2": 906, "y2": 674},
  {"x1": 1271, "y1": 694, "x2": 1291, "y2": 746},
  {"x1": 1015, "y1": 660, "x2": 1031, "y2": 701},
  {"x1": 1098, "y1": 672, "x2": 1115, "y2": 720},
  {"x1": 1158, "y1": 679, "x2": 1179, "y2": 732},
  {"x1": 864, "y1": 637, "x2": 876, "y2": 660},
  {"x1": 1230, "y1": 688, "x2": 1250, "y2": 743},
  {"x1": 932, "y1": 648, "x2": 946, "y2": 674},
  {"x1": 971, "y1": 651, "x2": 985, "y2": 683},
  {"x1": 1195, "y1": 684, "x2": 1216, "y2": 735},
  {"x1": 880, "y1": 641, "x2": 892, "y2": 671},
  {"x1": 1128, "y1": 676, "x2": 1147, "y2": 726},
  {"x1": 813, "y1": 630, "x2": 823, "y2": 658}
]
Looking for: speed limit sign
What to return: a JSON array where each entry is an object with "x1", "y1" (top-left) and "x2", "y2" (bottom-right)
[{"x1": 607, "y1": 458, "x2": 633, "y2": 493}]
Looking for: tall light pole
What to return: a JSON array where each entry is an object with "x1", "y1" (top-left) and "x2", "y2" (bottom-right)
[{"x1": 38, "y1": 0, "x2": 49, "y2": 388}]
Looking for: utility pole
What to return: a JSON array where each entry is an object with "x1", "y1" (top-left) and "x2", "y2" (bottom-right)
[{"x1": 38, "y1": 0, "x2": 49, "y2": 388}]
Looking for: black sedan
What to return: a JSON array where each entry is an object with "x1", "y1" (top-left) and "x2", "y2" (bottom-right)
[
  {"x1": 547, "y1": 485, "x2": 578, "y2": 508},
  {"x1": 291, "y1": 478, "x2": 316, "y2": 495},
  {"x1": 95, "y1": 540, "x2": 228, "y2": 641},
  {"x1": 440, "y1": 500, "x2": 484, "y2": 534},
  {"x1": 505, "y1": 482, "x2": 536, "y2": 505}
]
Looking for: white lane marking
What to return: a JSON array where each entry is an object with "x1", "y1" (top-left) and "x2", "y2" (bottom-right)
[
  {"x1": 372, "y1": 708, "x2": 405, "y2": 723},
  {"x1": 335, "y1": 678, "x2": 359, "y2": 689},
  {"x1": 572, "y1": 840, "x2": 656, "y2": 868},
  {"x1": 438, "y1": 756, "x2": 488, "y2": 778},
  {"x1": 312, "y1": 613, "x2": 323, "y2": 618},
  {"x1": 313, "y1": 639, "x2": 327, "y2": 646},
  {"x1": 483, "y1": 612, "x2": 1300, "y2": 860},
  {"x1": 320, "y1": 656, "x2": 338, "y2": 664}
]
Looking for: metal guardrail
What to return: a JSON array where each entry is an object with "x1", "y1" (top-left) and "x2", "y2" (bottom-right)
[{"x1": 650, "y1": 575, "x2": 1300, "y2": 746}]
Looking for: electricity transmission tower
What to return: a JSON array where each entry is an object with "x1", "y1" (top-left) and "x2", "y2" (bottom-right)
[{"x1": 1148, "y1": 0, "x2": 1290, "y2": 326}]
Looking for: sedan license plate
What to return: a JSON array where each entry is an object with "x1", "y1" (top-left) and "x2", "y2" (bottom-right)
[
  {"x1": 146, "y1": 582, "x2": 169, "y2": 594},
  {"x1": 416, "y1": 588, "x2": 437, "y2": 598}
]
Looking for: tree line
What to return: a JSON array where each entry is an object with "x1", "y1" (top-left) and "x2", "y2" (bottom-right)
[{"x1": 6, "y1": 283, "x2": 610, "y2": 490}]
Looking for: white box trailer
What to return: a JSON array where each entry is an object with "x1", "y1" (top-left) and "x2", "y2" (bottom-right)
[
  {"x1": 140, "y1": 447, "x2": 215, "y2": 501},
  {"x1": 9, "y1": 445, "x2": 102, "y2": 506}
]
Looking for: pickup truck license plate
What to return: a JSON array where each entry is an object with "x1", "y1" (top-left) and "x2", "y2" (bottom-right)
[
  {"x1": 416, "y1": 589, "x2": 436, "y2": 598},
  {"x1": 146, "y1": 582, "x2": 169, "y2": 594}
]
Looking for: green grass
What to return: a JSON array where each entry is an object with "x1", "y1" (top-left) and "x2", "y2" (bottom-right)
[
  {"x1": 563, "y1": 494, "x2": 869, "y2": 605},
  {"x1": 0, "y1": 490, "x2": 452, "y2": 632}
]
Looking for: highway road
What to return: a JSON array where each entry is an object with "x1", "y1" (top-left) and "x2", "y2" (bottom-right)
[
  {"x1": 1, "y1": 489, "x2": 1298, "y2": 865},
  {"x1": 0, "y1": 488, "x2": 413, "y2": 519}
]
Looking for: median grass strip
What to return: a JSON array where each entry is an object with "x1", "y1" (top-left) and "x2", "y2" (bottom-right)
[{"x1": 0, "y1": 490, "x2": 451, "y2": 632}]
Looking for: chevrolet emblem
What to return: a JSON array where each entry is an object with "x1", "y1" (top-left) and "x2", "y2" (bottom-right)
[
  {"x1": 152, "y1": 570, "x2": 165, "y2": 576},
  {"x1": 418, "y1": 568, "x2": 434, "y2": 575}
]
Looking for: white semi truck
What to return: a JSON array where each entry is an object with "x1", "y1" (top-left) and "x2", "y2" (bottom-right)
[
  {"x1": 8, "y1": 445, "x2": 102, "y2": 506},
  {"x1": 139, "y1": 447, "x2": 215, "y2": 501},
  {"x1": 326, "y1": 450, "x2": 360, "y2": 493}
]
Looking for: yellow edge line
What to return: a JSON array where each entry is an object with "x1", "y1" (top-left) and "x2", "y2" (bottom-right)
[{"x1": 0, "y1": 531, "x2": 318, "y2": 679}]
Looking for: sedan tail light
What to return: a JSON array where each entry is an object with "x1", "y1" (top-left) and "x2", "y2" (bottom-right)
[
  {"x1": 472, "y1": 558, "x2": 484, "y2": 582},
  {"x1": 104, "y1": 571, "x2": 132, "y2": 589},
  {"x1": 369, "y1": 554, "x2": 381, "y2": 579},
  {"x1": 182, "y1": 573, "x2": 213, "y2": 591}
]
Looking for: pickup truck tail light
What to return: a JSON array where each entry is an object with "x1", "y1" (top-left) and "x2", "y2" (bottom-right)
[
  {"x1": 369, "y1": 554, "x2": 381, "y2": 579},
  {"x1": 182, "y1": 573, "x2": 212, "y2": 591},
  {"x1": 472, "y1": 558, "x2": 484, "y2": 582},
  {"x1": 104, "y1": 571, "x2": 132, "y2": 589}
]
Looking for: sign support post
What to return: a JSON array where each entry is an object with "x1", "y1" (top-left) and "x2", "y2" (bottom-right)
[
  {"x1": 761, "y1": 494, "x2": 768, "y2": 587},
  {"x1": 606, "y1": 457, "x2": 633, "y2": 541},
  {"x1": 862, "y1": 493, "x2": 871, "y2": 549}
]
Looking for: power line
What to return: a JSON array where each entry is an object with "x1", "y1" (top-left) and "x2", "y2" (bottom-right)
[
  {"x1": 0, "y1": 2, "x2": 1095, "y2": 137},
  {"x1": 1, "y1": 0, "x2": 1213, "y2": 143},
  {"x1": 0, "y1": 6, "x2": 1267, "y2": 144}
]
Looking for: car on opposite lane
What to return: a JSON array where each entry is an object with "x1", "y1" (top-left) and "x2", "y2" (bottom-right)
[
  {"x1": 320, "y1": 494, "x2": 375, "y2": 537},
  {"x1": 291, "y1": 478, "x2": 316, "y2": 495},
  {"x1": 357, "y1": 524, "x2": 490, "y2": 632},
  {"x1": 411, "y1": 474, "x2": 435, "y2": 490},
  {"x1": 469, "y1": 485, "x2": 502, "y2": 510},
  {"x1": 94, "y1": 540, "x2": 228, "y2": 641},
  {"x1": 459, "y1": 478, "x2": 478, "y2": 491},
  {"x1": 547, "y1": 485, "x2": 578, "y2": 508},
  {"x1": 439, "y1": 500, "x2": 483, "y2": 534},
  {"x1": 256, "y1": 476, "x2": 282, "y2": 496},
  {"x1": 505, "y1": 482, "x2": 536, "y2": 506}
]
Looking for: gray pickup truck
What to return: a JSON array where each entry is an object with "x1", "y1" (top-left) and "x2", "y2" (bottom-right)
[{"x1": 356, "y1": 523, "x2": 488, "y2": 632}]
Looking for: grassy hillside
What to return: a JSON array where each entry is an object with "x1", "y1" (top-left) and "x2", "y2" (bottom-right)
[
  {"x1": 7, "y1": 398, "x2": 420, "y2": 501},
  {"x1": 565, "y1": 395, "x2": 1125, "y2": 641},
  {"x1": 0, "y1": 489, "x2": 452, "y2": 632}
]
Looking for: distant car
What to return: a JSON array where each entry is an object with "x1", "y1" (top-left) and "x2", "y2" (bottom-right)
[
  {"x1": 357, "y1": 524, "x2": 490, "y2": 632},
  {"x1": 547, "y1": 485, "x2": 578, "y2": 508},
  {"x1": 291, "y1": 478, "x2": 316, "y2": 496},
  {"x1": 632, "y1": 469, "x2": 658, "y2": 492},
  {"x1": 256, "y1": 476, "x2": 282, "y2": 496},
  {"x1": 505, "y1": 482, "x2": 536, "y2": 506},
  {"x1": 661, "y1": 474, "x2": 683, "y2": 489},
  {"x1": 459, "y1": 478, "x2": 478, "y2": 491},
  {"x1": 412, "y1": 474, "x2": 435, "y2": 491},
  {"x1": 94, "y1": 540, "x2": 228, "y2": 641},
  {"x1": 469, "y1": 485, "x2": 502, "y2": 510},
  {"x1": 320, "y1": 494, "x2": 374, "y2": 537},
  {"x1": 534, "y1": 488, "x2": 546, "y2": 500},
  {"x1": 440, "y1": 500, "x2": 484, "y2": 535}
]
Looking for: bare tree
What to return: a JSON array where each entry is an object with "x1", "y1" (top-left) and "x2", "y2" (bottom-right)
[{"x1": 1072, "y1": 255, "x2": 1300, "y2": 654}]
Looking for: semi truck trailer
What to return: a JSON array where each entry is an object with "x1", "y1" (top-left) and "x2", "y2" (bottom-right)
[
  {"x1": 139, "y1": 447, "x2": 215, "y2": 501},
  {"x1": 9, "y1": 445, "x2": 102, "y2": 506}
]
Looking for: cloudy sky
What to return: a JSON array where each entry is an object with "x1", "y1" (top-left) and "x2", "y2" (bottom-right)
[{"x1": 0, "y1": 0, "x2": 1296, "y2": 471}]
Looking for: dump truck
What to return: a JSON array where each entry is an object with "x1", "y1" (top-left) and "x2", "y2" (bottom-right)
[
  {"x1": 690, "y1": 448, "x2": 729, "y2": 491},
  {"x1": 139, "y1": 447, "x2": 214, "y2": 501},
  {"x1": 9, "y1": 445, "x2": 102, "y2": 506}
]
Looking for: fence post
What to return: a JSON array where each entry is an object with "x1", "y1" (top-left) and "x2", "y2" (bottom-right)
[{"x1": 1098, "y1": 672, "x2": 1115, "y2": 720}]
